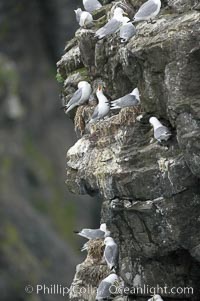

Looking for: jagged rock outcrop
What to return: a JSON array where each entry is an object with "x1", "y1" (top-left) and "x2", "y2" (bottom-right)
[{"x1": 57, "y1": 0, "x2": 200, "y2": 300}]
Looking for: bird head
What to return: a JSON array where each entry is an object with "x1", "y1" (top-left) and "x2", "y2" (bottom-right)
[
  {"x1": 149, "y1": 116, "x2": 158, "y2": 126},
  {"x1": 122, "y1": 16, "x2": 130, "y2": 24},
  {"x1": 104, "y1": 237, "x2": 113, "y2": 245},
  {"x1": 74, "y1": 8, "x2": 82, "y2": 14},
  {"x1": 150, "y1": 294, "x2": 163, "y2": 301},
  {"x1": 131, "y1": 87, "x2": 140, "y2": 101},
  {"x1": 107, "y1": 273, "x2": 118, "y2": 283},
  {"x1": 100, "y1": 223, "x2": 106, "y2": 232},
  {"x1": 78, "y1": 81, "x2": 88, "y2": 88},
  {"x1": 114, "y1": 7, "x2": 125, "y2": 17}
]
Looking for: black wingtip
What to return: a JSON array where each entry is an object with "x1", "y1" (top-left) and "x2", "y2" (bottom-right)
[
  {"x1": 73, "y1": 230, "x2": 79, "y2": 234},
  {"x1": 60, "y1": 105, "x2": 66, "y2": 110}
]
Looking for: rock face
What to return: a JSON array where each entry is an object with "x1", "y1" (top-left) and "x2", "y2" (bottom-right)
[{"x1": 57, "y1": 0, "x2": 200, "y2": 300}]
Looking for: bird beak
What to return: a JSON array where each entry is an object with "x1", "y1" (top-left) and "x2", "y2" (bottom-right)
[
  {"x1": 123, "y1": 12, "x2": 128, "y2": 16},
  {"x1": 97, "y1": 85, "x2": 102, "y2": 91}
]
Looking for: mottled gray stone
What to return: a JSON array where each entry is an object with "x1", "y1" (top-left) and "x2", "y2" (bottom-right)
[{"x1": 177, "y1": 112, "x2": 200, "y2": 178}]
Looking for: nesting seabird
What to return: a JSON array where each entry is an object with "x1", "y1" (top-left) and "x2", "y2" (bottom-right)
[
  {"x1": 148, "y1": 294, "x2": 164, "y2": 301},
  {"x1": 83, "y1": 0, "x2": 102, "y2": 13},
  {"x1": 75, "y1": 223, "x2": 110, "y2": 240},
  {"x1": 70, "y1": 239, "x2": 110, "y2": 301},
  {"x1": 63, "y1": 81, "x2": 92, "y2": 114},
  {"x1": 120, "y1": 18, "x2": 136, "y2": 43},
  {"x1": 104, "y1": 237, "x2": 118, "y2": 270},
  {"x1": 133, "y1": 0, "x2": 161, "y2": 22},
  {"x1": 89, "y1": 85, "x2": 110, "y2": 123},
  {"x1": 149, "y1": 117, "x2": 172, "y2": 142},
  {"x1": 96, "y1": 273, "x2": 119, "y2": 300},
  {"x1": 111, "y1": 88, "x2": 140, "y2": 109},
  {"x1": 95, "y1": 7, "x2": 127, "y2": 39},
  {"x1": 74, "y1": 8, "x2": 93, "y2": 28}
]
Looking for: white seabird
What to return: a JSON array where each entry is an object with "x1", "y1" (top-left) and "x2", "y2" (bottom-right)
[
  {"x1": 120, "y1": 18, "x2": 136, "y2": 43},
  {"x1": 75, "y1": 223, "x2": 111, "y2": 240},
  {"x1": 89, "y1": 85, "x2": 110, "y2": 123},
  {"x1": 83, "y1": 0, "x2": 102, "y2": 13},
  {"x1": 64, "y1": 81, "x2": 92, "y2": 114},
  {"x1": 149, "y1": 117, "x2": 172, "y2": 142},
  {"x1": 96, "y1": 273, "x2": 119, "y2": 300},
  {"x1": 74, "y1": 8, "x2": 93, "y2": 28},
  {"x1": 148, "y1": 294, "x2": 164, "y2": 301},
  {"x1": 133, "y1": 0, "x2": 161, "y2": 22},
  {"x1": 111, "y1": 88, "x2": 140, "y2": 109},
  {"x1": 95, "y1": 7, "x2": 127, "y2": 39},
  {"x1": 104, "y1": 237, "x2": 118, "y2": 270}
]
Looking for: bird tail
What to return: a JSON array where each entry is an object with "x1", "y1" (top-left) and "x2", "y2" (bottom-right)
[
  {"x1": 110, "y1": 102, "x2": 120, "y2": 110},
  {"x1": 65, "y1": 103, "x2": 76, "y2": 114},
  {"x1": 89, "y1": 118, "x2": 94, "y2": 124},
  {"x1": 73, "y1": 230, "x2": 79, "y2": 234},
  {"x1": 60, "y1": 105, "x2": 67, "y2": 110},
  {"x1": 95, "y1": 29, "x2": 104, "y2": 39},
  {"x1": 110, "y1": 266, "x2": 117, "y2": 273}
]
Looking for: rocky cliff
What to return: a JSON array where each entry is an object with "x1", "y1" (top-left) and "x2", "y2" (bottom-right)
[{"x1": 57, "y1": 0, "x2": 200, "y2": 300}]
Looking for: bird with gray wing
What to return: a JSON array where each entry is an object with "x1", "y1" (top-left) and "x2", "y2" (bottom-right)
[
  {"x1": 89, "y1": 84, "x2": 110, "y2": 123},
  {"x1": 95, "y1": 7, "x2": 128, "y2": 39},
  {"x1": 63, "y1": 81, "x2": 92, "y2": 114},
  {"x1": 74, "y1": 223, "x2": 110, "y2": 240},
  {"x1": 104, "y1": 237, "x2": 118, "y2": 270},
  {"x1": 111, "y1": 87, "x2": 140, "y2": 109},
  {"x1": 120, "y1": 19, "x2": 136, "y2": 43},
  {"x1": 148, "y1": 294, "x2": 164, "y2": 301},
  {"x1": 83, "y1": 0, "x2": 102, "y2": 13},
  {"x1": 96, "y1": 273, "x2": 119, "y2": 300},
  {"x1": 133, "y1": 0, "x2": 161, "y2": 23},
  {"x1": 149, "y1": 117, "x2": 172, "y2": 142},
  {"x1": 74, "y1": 8, "x2": 93, "y2": 28}
]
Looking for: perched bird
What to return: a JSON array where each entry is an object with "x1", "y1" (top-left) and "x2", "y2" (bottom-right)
[
  {"x1": 70, "y1": 240, "x2": 110, "y2": 301},
  {"x1": 149, "y1": 117, "x2": 172, "y2": 142},
  {"x1": 64, "y1": 81, "x2": 92, "y2": 114},
  {"x1": 104, "y1": 237, "x2": 118, "y2": 270},
  {"x1": 83, "y1": 0, "x2": 102, "y2": 13},
  {"x1": 96, "y1": 273, "x2": 119, "y2": 300},
  {"x1": 74, "y1": 8, "x2": 93, "y2": 28},
  {"x1": 74, "y1": 223, "x2": 111, "y2": 240},
  {"x1": 89, "y1": 85, "x2": 110, "y2": 123},
  {"x1": 148, "y1": 294, "x2": 164, "y2": 301},
  {"x1": 120, "y1": 19, "x2": 136, "y2": 43},
  {"x1": 133, "y1": 0, "x2": 161, "y2": 23},
  {"x1": 95, "y1": 7, "x2": 127, "y2": 39},
  {"x1": 111, "y1": 88, "x2": 140, "y2": 109}
]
